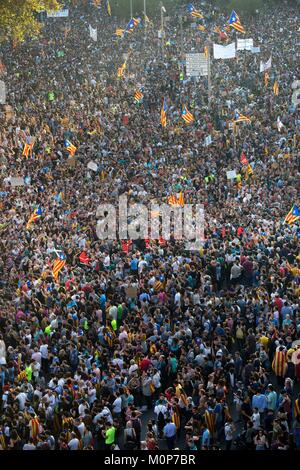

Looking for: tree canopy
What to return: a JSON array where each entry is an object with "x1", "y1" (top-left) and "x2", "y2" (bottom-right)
[{"x1": 0, "y1": 0, "x2": 61, "y2": 43}]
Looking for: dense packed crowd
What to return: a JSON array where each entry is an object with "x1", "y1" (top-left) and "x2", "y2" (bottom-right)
[{"x1": 0, "y1": 0, "x2": 299, "y2": 451}]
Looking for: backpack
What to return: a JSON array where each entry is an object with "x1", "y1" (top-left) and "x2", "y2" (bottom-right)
[
  {"x1": 236, "y1": 327, "x2": 244, "y2": 339},
  {"x1": 157, "y1": 406, "x2": 165, "y2": 426},
  {"x1": 132, "y1": 418, "x2": 141, "y2": 435}
]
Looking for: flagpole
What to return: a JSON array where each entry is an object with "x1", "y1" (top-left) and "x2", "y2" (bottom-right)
[
  {"x1": 144, "y1": 0, "x2": 147, "y2": 41},
  {"x1": 160, "y1": 2, "x2": 165, "y2": 59},
  {"x1": 130, "y1": 0, "x2": 133, "y2": 18},
  {"x1": 179, "y1": 15, "x2": 183, "y2": 60},
  {"x1": 207, "y1": 42, "x2": 211, "y2": 109}
]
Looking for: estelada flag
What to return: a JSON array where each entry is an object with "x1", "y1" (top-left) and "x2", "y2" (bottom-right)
[
  {"x1": 272, "y1": 350, "x2": 287, "y2": 377},
  {"x1": 79, "y1": 252, "x2": 90, "y2": 264}
]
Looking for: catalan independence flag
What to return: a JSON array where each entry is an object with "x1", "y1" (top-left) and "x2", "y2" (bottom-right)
[
  {"x1": 284, "y1": 205, "x2": 300, "y2": 224},
  {"x1": 272, "y1": 350, "x2": 287, "y2": 378},
  {"x1": 273, "y1": 80, "x2": 279, "y2": 96},
  {"x1": 134, "y1": 88, "x2": 144, "y2": 104},
  {"x1": 22, "y1": 143, "x2": 33, "y2": 158},
  {"x1": 178, "y1": 191, "x2": 184, "y2": 207},
  {"x1": 64, "y1": 139, "x2": 76, "y2": 156},
  {"x1": 115, "y1": 28, "x2": 125, "y2": 37},
  {"x1": 117, "y1": 60, "x2": 126, "y2": 78},
  {"x1": 234, "y1": 111, "x2": 251, "y2": 123},
  {"x1": 160, "y1": 98, "x2": 167, "y2": 127},
  {"x1": 182, "y1": 106, "x2": 194, "y2": 124},
  {"x1": 229, "y1": 10, "x2": 245, "y2": 33},
  {"x1": 26, "y1": 207, "x2": 42, "y2": 229},
  {"x1": 187, "y1": 3, "x2": 203, "y2": 18},
  {"x1": 168, "y1": 194, "x2": 177, "y2": 206},
  {"x1": 106, "y1": 0, "x2": 111, "y2": 16},
  {"x1": 264, "y1": 71, "x2": 269, "y2": 88},
  {"x1": 125, "y1": 18, "x2": 139, "y2": 34},
  {"x1": 52, "y1": 253, "x2": 66, "y2": 282}
]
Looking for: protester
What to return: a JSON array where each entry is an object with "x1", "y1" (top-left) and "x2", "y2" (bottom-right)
[{"x1": 0, "y1": 0, "x2": 299, "y2": 451}]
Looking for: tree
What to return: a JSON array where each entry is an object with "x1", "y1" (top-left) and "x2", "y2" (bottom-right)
[{"x1": 0, "y1": 0, "x2": 61, "y2": 44}]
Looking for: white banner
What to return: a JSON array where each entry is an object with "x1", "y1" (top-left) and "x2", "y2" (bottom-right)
[
  {"x1": 47, "y1": 9, "x2": 69, "y2": 18},
  {"x1": 87, "y1": 161, "x2": 98, "y2": 172},
  {"x1": 213, "y1": 42, "x2": 236, "y2": 59},
  {"x1": 9, "y1": 177, "x2": 25, "y2": 187},
  {"x1": 204, "y1": 135, "x2": 212, "y2": 146},
  {"x1": 89, "y1": 25, "x2": 97, "y2": 42},
  {"x1": 0, "y1": 80, "x2": 5, "y2": 104},
  {"x1": 186, "y1": 53, "x2": 208, "y2": 77},
  {"x1": 259, "y1": 56, "x2": 272, "y2": 72},
  {"x1": 237, "y1": 38, "x2": 253, "y2": 51},
  {"x1": 226, "y1": 170, "x2": 237, "y2": 180},
  {"x1": 251, "y1": 46, "x2": 260, "y2": 54}
]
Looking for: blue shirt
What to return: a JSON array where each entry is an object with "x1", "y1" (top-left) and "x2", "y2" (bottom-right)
[
  {"x1": 130, "y1": 259, "x2": 138, "y2": 270},
  {"x1": 163, "y1": 422, "x2": 177, "y2": 438},
  {"x1": 252, "y1": 394, "x2": 267, "y2": 412},
  {"x1": 202, "y1": 429, "x2": 210, "y2": 447}
]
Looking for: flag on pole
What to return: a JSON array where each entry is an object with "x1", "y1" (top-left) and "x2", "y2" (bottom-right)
[
  {"x1": 229, "y1": 10, "x2": 245, "y2": 33},
  {"x1": 26, "y1": 207, "x2": 42, "y2": 229},
  {"x1": 234, "y1": 111, "x2": 251, "y2": 123},
  {"x1": 284, "y1": 205, "x2": 300, "y2": 224},
  {"x1": 197, "y1": 25, "x2": 206, "y2": 31},
  {"x1": 273, "y1": 80, "x2": 279, "y2": 96},
  {"x1": 52, "y1": 253, "x2": 66, "y2": 281},
  {"x1": 106, "y1": 0, "x2": 111, "y2": 16},
  {"x1": 89, "y1": 25, "x2": 97, "y2": 41},
  {"x1": 64, "y1": 139, "x2": 77, "y2": 156},
  {"x1": 264, "y1": 71, "x2": 269, "y2": 87},
  {"x1": 125, "y1": 18, "x2": 140, "y2": 34},
  {"x1": 115, "y1": 28, "x2": 125, "y2": 37},
  {"x1": 168, "y1": 195, "x2": 178, "y2": 206},
  {"x1": 117, "y1": 60, "x2": 127, "y2": 78},
  {"x1": 182, "y1": 106, "x2": 195, "y2": 124},
  {"x1": 22, "y1": 143, "x2": 33, "y2": 158},
  {"x1": 187, "y1": 3, "x2": 203, "y2": 18},
  {"x1": 160, "y1": 98, "x2": 167, "y2": 127},
  {"x1": 277, "y1": 116, "x2": 284, "y2": 132},
  {"x1": 259, "y1": 56, "x2": 272, "y2": 72},
  {"x1": 134, "y1": 88, "x2": 144, "y2": 104},
  {"x1": 247, "y1": 164, "x2": 253, "y2": 176},
  {"x1": 178, "y1": 192, "x2": 184, "y2": 207}
]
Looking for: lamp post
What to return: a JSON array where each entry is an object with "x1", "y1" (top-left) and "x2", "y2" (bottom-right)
[
  {"x1": 160, "y1": 3, "x2": 165, "y2": 59},
  {"x1": 144, "y1": 0, "x2": 147, "y2": 41}
]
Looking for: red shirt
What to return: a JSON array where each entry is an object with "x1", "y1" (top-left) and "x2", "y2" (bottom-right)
[{"x1": 140, "y1": 358, "x2": 151, "y2": 372}]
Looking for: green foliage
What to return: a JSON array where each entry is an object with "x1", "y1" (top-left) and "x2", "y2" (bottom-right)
[{"x1": 0, "y1": 0, "x2": 61, "y2": 43}]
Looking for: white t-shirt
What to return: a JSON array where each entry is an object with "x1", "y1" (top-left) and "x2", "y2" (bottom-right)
[
  {"x1": 68, "y1": 438, "x2": 79, "y2": 450},
  {"x1": 252, "y1": 412, "x2": 260, "y2": 430},
  {"x1": 224, "y1": 423, "x2": 233, "y2": 441},
  {"x1": 112, "y1": 397, "x2": 122, "y2": 414},
  {"x1": 16, "y1": 392, "x2": 27, "y2": 410},
  {"x1": 39, "y1": 344, "x2": 48, "y2": 359}
]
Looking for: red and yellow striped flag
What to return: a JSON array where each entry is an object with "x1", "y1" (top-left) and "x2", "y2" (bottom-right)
[
  {"x1": 22, "y1": 143, "x2": 33, "y2": 158},
  {"x1": 273, "y1": 80, "x2": 279, "y2": 96},
  {"x1": 52, "y1": 256, "x2": 66, "y2": 281}
]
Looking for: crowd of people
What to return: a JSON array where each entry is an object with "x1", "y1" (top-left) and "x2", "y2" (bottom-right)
[{"x1": 0, "y1": 0, "x2": 299, "y2": 451}]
